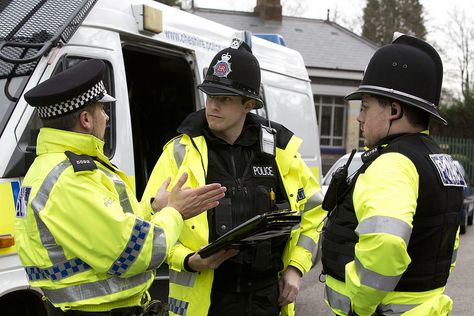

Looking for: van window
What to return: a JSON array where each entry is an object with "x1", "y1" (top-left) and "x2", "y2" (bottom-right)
[
  {"x1": 264, "y1": 85, "x2": 316, "y2": 159},
  {"x1": 4, "y1": 57, "x2": 115, "y2": 178},
  {"x1": 0, "y1": 69, "x2": 31, "y2": 137},
  {"x1": 122, "y1": 45, "x2": 196, "y2": 197}
]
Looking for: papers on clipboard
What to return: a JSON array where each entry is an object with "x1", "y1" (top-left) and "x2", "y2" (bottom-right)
[{"x1": 198, "y1": 209, "x2": 301, "y2": 258}]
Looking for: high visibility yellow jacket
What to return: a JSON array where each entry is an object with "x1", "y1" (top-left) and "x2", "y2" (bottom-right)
[
  {"x1": 14, "y1": 128, "x2": 184, "y2": 312},
  {"x1": 323, "y1": 133, "x2": 462, "y2": 316},
  {"x1": 142, "y1": 121, "x2": 325, "y2": 316}
]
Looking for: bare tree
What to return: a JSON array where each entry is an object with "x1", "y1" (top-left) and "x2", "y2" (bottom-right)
[
  {"x1": 281, "y1": 0, "x2": 308, "y2": 17},
  {"x1": 331, "y1": 6, "x2": 364, "y2": 35},
  {"x1": 445, "y1": 9, "x2": 474, "y2": 101},
  {"x1": 432, "y1": 7, "x2": 474, "y2": 138}
]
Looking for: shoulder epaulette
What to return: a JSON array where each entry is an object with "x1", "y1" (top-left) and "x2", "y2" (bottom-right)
[
  {"x1": 164, "y1": 134, "x2": 184, "y2": 149},
  {"x1": 64, "y1": 151, "x2": 97, "y2": 172}
]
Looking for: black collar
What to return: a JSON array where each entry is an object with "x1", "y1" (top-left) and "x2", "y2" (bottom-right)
[{"x1": 178, "y1": 109, "x2": 259, "y2": 146}]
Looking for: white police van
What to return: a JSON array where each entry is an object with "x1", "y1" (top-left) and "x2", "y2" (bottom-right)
[{"x1": 0, "y1": 0, "x2": 321, "y2": 314}]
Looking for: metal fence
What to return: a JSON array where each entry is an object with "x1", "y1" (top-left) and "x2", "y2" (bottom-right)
[{"x1": 433, "y1": 136, "x2": 474, "y2": 184}]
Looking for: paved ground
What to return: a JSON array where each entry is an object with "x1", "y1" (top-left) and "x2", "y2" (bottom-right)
[{"x1": 296, "y1": 226, "x2": 474, "y2": 315}]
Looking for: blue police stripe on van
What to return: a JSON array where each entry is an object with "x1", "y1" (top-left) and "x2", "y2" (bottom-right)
[{"x1": 429, "y1": 154, "x2": 466, "y2": 187}]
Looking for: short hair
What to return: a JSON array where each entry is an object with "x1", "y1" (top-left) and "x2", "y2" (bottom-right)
[
  {"x1": 41, "y1": 102, "x2": 97, "y2": 131},
  {"x1": 375, "y1": 96, "x2": 429, "y2": 129}
]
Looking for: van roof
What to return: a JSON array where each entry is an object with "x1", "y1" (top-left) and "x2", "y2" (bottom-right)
[{"x1": 83, "y1": 0, "x2": 310, "y2": 81}]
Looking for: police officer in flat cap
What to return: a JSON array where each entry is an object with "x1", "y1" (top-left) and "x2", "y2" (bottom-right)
[
  {"x1": 321, "y1": 34, "x2": 464, "y2": 316},
  {"x1": 143, "y1": 39, "x2": 325, "y2": 316},
  {"x1": 14, "y1": 59, "x2": 226, "y2": 315}
]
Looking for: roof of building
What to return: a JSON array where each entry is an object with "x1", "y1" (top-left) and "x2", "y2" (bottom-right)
[{"x1": 193, "y1": 8, "x2": 378, "y2": 72}]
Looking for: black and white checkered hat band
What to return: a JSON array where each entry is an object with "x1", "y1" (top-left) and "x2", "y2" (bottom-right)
[{"x1": 37, "y1": 81, "x2": 106, "y2": 118}]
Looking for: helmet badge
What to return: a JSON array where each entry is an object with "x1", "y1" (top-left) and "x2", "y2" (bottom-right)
[
  {"x1": 213, "y1": 53, "x2": 232, "y2": 78},
  {"x1": 230, "y1": 39, "x2": 242, "y2": 49}
]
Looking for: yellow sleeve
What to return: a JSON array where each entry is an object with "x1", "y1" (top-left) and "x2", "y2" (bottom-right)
[
  {"x1": 141, "y1": 137, "x2": 194, "y2": 270},
  {"x1": 287, "y1": 154, "x2": 326, "y2": 274},
  {"x1": 346, "y1": 152, "x2": 418, "y2": 316},
  {"x1": 41, "y1": 167, "x2": 183, "y2": 278},
  {"x1": 450, "y1": 228, "x2": 460, "y2": 271},
  {"x1": 141, "y1": 138, "x2": 180, "y2": 206}
]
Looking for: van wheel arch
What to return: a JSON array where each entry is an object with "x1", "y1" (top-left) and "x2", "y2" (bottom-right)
[{"x1": 0, "y1": 289, "x2": 49, "y2": 316}]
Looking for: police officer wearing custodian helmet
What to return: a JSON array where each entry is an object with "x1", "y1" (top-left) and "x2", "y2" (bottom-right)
[
  {"x1": 142, "y1": 39, "x2": 326, "y2": 316},
  {"x1": 14, "y1": 59, "x2": 226, "y2": 315},
  {"x1": 321, "y1": 33, "x2": 465, "y2": 315}
]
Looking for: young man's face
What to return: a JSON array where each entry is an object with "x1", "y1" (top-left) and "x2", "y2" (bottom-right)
[
  {"x1": 90, "y1": 102, "x2": 109, "y2": 141},
  {"x1": 205, "y1": 95, "x2": 253, "y2": 135},
  {"x1": 357, "y1": 94, "x2": 392, "y2": 148}
]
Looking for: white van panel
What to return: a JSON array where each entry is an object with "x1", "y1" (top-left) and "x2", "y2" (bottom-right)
[
  {"x1": 62, "y1": 28, "x2": 135, "y2": 176},
  {"x1": 261, "y1": 72, "x2": 320, "y2": 163}
]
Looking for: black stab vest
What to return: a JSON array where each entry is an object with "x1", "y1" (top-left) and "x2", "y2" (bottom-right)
[
  {"x1": 206, "y1": 143, "x2": 289, "y2": 292},
  {"x1": 321, "y1": 134, "x2": 463, "y2": 292}
]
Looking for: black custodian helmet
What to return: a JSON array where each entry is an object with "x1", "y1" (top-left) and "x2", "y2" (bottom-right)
[
  {"x1": 198, "y1": 38, "x2": 264, "y2": 109},
  {"x1": 345, "y1": 33, "x2": 446, "y2": 125}
]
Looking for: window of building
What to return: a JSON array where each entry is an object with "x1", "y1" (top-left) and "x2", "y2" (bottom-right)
[{"x1": 314, "y1": 95, "x2": 346, "y2": 147}]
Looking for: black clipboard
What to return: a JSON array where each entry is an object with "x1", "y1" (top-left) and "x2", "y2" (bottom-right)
[{"x1": 198, "y1": 209, "x2": 300, "y2": 258}]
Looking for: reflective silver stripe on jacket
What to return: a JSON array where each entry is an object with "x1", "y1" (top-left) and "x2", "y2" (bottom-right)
[
  {"x1": 30, "y1": 160, "x2": 71, "y2": 264},
  {"x1": 451, "y1": 248, "x2": 458, "y2": 264},
  {"x1": 29, "y1": 158, "x2": 150, "y2": 282},
  {"x1": 168, "y1": 297, "x2": 189, "y2": 316},
  {"x1": 377, "y1": 303, "x2": 419, "y2": 315},
  {"x1": 98, "y1": 167, "x2": 133, "y2": 213},
  {"x1": 173, "y1": 137, "x2": 186, "y2": 169},
  {"x1": 107, "y1": 217, "x2": 151, "y2": 276},
  {"x1": 297, "y1": 234, "x2": 318, "y2": 263},
  {"x1": 169, "y1": 269, "x2": 196, "y2": 287},
  {"x1": 356, "y1": 215, "x2": 412, "y2": 246},
  {"x1": 42, "y1": 271, "x2": 153, "y2": 304},
  {"x1": 324, "y1": 285, "x2": 351, "y2": 314},
  {"x1": 354, "y1": 257, "x2": 402, "y2": 292},
  {"x1": 302, "y1": 190, "x2": 324, "y2": 213},
  {"x1": 147, "y1": 225, "x2": 167, "y2": 270}
]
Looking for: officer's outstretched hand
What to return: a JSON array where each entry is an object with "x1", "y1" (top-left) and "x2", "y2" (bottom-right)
[
  {"x1": 278, "y1": 265, "x2": 302, "y2": 307},
  {"x1": 151, "y1": 177, "x2": 172, "y2": 212},
  {"x1": 165, "y1": 173, "x2": 226, "y2": 220},
  {"x1": 188, "y1": 249, "x2": 239, "y2": 272}
]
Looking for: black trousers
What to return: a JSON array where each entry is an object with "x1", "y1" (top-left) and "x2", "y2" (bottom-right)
[{"x1": 208, "y1": 282, "x2": 280, "y2": 316}]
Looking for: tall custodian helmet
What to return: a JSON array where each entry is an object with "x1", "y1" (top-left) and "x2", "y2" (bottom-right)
[
  {"x1": 198, "y1": 38, "x2": 264, "y2": 109},
  {"x1": 24, "y1": 59, "x2": 116, "y2": 119},
  {"x1": 345, "y1": 33, "x2": 446, "y2": 125}
]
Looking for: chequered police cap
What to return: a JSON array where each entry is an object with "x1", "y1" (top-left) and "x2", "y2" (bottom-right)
[
  {"x1": 24, "y1": 59, "x2": 115, "y2": 119},
  {"x1": 36, "y1": 81, "x2": 106, "y2": 119}
]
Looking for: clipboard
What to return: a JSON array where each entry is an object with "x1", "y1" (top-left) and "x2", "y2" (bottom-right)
[{"x1": 198, "y1": 209, "x2": 300, "y2": 258}]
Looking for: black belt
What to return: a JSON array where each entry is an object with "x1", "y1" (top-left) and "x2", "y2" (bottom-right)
[{"x1": 65, "y1": 306, "x2": 144, "y2": 316}]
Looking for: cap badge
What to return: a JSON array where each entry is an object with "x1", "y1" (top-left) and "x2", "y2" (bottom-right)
[
  {"x1": 230, "y1": 39, "x2": 242, "y2": 49},
  {"x1": 213, "y1": 52, "x2": 232, "y2": 78}
]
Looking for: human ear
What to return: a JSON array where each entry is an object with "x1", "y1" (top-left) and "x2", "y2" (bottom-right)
[
  {"x1": 244, "y1": 99, "x2": 256, "y2": 112},
  {"x1": 78, "y1": 110, "x2": 93, "y2": 131},
  {"x1": 390, "y1": 102, "x2": 402, "y2": 119}
]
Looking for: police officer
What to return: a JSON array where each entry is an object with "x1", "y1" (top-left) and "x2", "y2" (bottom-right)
[
  {"x1": 321, "y1": 34, "x2": 464, "y2": 315},
  {"x1": 142, "y1": 39, "x2": 326, "y2": 316},
  {"x1": 14, "y1": 59, "x2": 226, "y2": 315}
]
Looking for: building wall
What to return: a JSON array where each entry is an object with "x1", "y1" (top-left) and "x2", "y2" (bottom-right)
[{"x1": 309, "y1": 69, "x2": 363, "y2": 175}]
